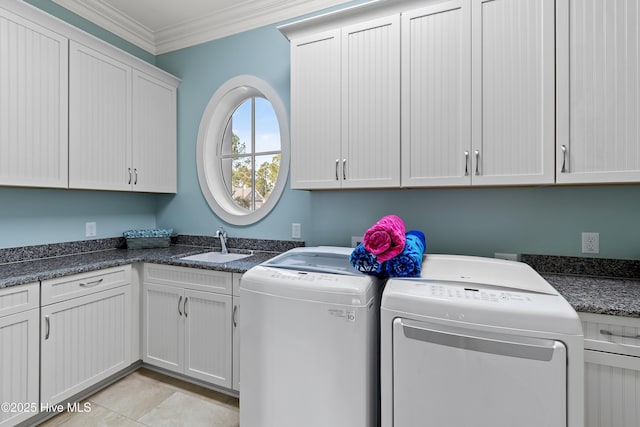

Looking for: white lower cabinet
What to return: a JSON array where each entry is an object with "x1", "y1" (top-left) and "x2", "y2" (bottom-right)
[
  {"x1": 232, "y1": 274, "x2": 241, "y2": 392},
  {"x1": 0, "y1": 283, "x2": 39, "y2": 427},
  {"x1": 580, "y1": 313, "x2": 640, "y2": 427},
  {"x1": 40, "y1": 266, "x2": 133, "y2": 406},
  {"x1": 142, "y1": 264, "x2": 234, "y2": 389}
]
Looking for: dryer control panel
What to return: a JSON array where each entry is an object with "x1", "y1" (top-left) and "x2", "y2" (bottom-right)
[{"x1": 429, "y1": 284, "x2": 533, "y2": 304}]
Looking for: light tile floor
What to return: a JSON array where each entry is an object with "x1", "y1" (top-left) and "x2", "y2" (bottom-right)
[{"x1": 39, "y1": 368, "x2": 239, "y2": 427}]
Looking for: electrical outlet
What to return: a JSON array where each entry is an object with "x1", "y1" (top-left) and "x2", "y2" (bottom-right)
[
  {"x1": 352, "y1": 236, "x2": 363, "y2": 248},
  {"x1": 582, "y1": 232, "x2": 599, "y2": 254},
  {"x1": 291, "y1": 223, "x2": 301, "y2": 239},
  {"x1": 85, "y1": 222, "x2": 96, "y2": 237}
]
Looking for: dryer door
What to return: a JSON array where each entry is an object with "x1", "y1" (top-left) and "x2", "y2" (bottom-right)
[{"x1": 392, "y1": 319, "x2": 567, "y2": 427}]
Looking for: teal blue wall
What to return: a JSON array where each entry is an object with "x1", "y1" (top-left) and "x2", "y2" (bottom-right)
[
  {"x1": 155, "y1": 20, "x2": 640, "y2": 260},
  {"x1": 0, "y1": 188, "x2": 157, "y2": 248},
  {"x1": 308, "y1": 186, "x2": 640, "y2": 259},
  {"x1": 5, "y1": 1, "x2": 640, "y2": 260}
]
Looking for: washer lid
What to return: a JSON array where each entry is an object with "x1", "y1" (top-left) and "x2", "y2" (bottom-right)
[
  {"x1": 241, "y1": 247, "x2": 380, "y2": 306},
  {"x1": 262, "y1": 246, "x2": 362, "y2": 275}
]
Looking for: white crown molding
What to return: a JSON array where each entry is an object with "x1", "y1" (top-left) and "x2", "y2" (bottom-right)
[
  {"x1": 52, "y1": 0, "x2": 156, "y2": 53},
  {"x1": 52, "y1": 0, "x2": 352, "y2": 55}
]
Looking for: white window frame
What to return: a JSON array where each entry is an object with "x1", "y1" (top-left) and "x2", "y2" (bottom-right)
[{"x1": 196, "y1": 75, "x2": 290, "y2": 225}]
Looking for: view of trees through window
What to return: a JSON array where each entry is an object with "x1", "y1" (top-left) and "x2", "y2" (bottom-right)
[{"x1": 221, "y1": 97, "x2": 281, "y2": 212}]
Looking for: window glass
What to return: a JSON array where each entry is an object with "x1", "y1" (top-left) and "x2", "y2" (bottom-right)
[{"x1": 255, "y1": 97, "x2": 280, "y2": 153}]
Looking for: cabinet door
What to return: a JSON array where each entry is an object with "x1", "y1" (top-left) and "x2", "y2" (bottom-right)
[
  {"x1": 0, "y1": 309, "x2": 39, "y2": 427},
  {"x1": 142, "y1": 283, "x2": 183, "y2": 373},
  {"x1": 471, "y1": 0, "x2": 555, "y2": 185},
  {"x1": 290, "y1": 30, "x2": 342, "y2": 189},
  {"x1": 232, "y1": 298, "x2": 240, "y2": 391},
  {"x1": 342, "y1": 15, "x2": 400, "y2": 188},
  {"x1": 68, "y1": 40, "x2": 132, "y2": 191},
  {"x1": 584, "y1": 349, "x2": 640, "y2": 427},
  {"x1": 557, "y1": 0, "x2": 640, "y2": 184},
  {"x1": 41, "y1": 285, "x2": 132, "y2": 405},
  {"x1": 132, "y1": 70, "x2": 177, "y2": 193},
  {"x1": 0, "y1": 10, "x2": 68, "y2": 188},
  {"x1": 401, "y1": 1, "x2": 471, "y2": 187},
  {"x1": 184, "y1": 289, "x2": 232, "y2": 388}
]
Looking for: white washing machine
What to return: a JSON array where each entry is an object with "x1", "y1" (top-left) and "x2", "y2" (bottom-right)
[
  {"x1": 240, "y1": 247, "x2": 383, "y2": 427},
  {"x1": 381, "y1": 255, "x2": 584, "y2": 427}
]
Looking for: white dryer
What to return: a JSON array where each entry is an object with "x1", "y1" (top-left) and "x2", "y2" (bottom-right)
[
  {"x1": 240, "y1": 247, "x2": 383, "y2": 427},
  {"x1": 381, "y1": 255, "x2": 583, "y2": 427}
]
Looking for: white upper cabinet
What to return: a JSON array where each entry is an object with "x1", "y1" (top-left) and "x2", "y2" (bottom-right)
[
  {"x1": 403, "y1": 0, "x2": 554, "y2": 187},
  {"x1": 471, "y1": 0, "x2": 555, "y2": 186},
  {"x1": 556, "y1": 0, "x2": 640, "y2": 184},
  {"x1": 286, "y1": 0, "x2": 554, "y2": 189},
  {"x1": 69, "y1": 41, "x2": 132, "y2": 191},
  {"x1": 286, "y1": 14, "x2": 400, "y2": 190},
  {"x1": 290, "y1": 30, "x2": 342, "y2": 189},
  {"x1": 0, "y1": 0, "x2": 179, "y2": 193},
  {"x1": 69, "y1": 41, "x2": 178, "y2": 193},
  {"x1": 401, "y1": 1, "x2": 471, "y2": 187},
  {"x1": 132, "y1": 70, "x2": 177, "y2": 193},
  {"x1": 341, "y1": 15, "x2": 400, "y2": 189},
  {"x1": 0, "y1": 8, "x2": 68, "y2": 188}
]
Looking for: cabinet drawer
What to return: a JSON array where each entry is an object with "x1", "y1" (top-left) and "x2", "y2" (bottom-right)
[
  {"x1": 41, "y1": 265, "x2": 132, "y2": 305},
  {"x1": 580, "y1": 312, "x2": 640, "y2": 357},
  {"x1": 144, "y1": 263, "x2": 232, "y2": 295},
  {"x1": 0, "y1": 282, "x2": 39, "y2": 318}
]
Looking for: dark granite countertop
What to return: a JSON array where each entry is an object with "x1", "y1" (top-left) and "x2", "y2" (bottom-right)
[
  {"x1": 0, "y1": 238, "x2": 297, "y2": 289},
  {"x1": 3, "y1": 243, "x2": 640, "y2": 318},
  {"x1": 522, "y1": 254, "x2": 640, "y2": 318},
  {"x1": 543, "y1": 274, "x2": 640, "y2": 318}
]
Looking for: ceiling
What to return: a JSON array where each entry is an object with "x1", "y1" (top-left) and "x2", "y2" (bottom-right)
[{"x1": 52, "y1": 0, "x2": 352, "y2": 55}]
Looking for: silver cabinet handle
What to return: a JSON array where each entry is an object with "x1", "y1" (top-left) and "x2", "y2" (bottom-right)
[
  {"x1": 600, "y1": 329, "x2": 640, "y2": 339},
  {"x1": 464, "y1": 151, "x2": 469, "y2": 176},
  {"x1": 178, "y1": 296, "x2": 183, "y2": 316},
  {"x1": 134, "y1": 168, "x2": 138, "y2": 185},
  {"x1": 45, "y1": 315, "x2": 50, "y2": 340},
  {"x1": 128, "y1": 167, "x2": 132, "y2": 184},
  {"x1": 233, "y1": 305, "x2": 238, "y2": 328},
  {"x1": 343, "y1": 159, "x2": 347, "y2": 180},
  {"x1": 474, "y1": 150, "x2": 480, "y2": 176},
  {"x1": 79, "y1": 278, "x2": 104, "y2": 287},
  {"x1": 335, "y1": 159, "x2": 339, "y2": 180},
  {"x1": 184, "y1": 297, "x2": 188, "y2": 318},
  {"x1": 560, "y1": 145, "x2": 568, "y2": 173}
]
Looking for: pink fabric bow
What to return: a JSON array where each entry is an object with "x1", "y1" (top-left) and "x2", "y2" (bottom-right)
[{"x1": 363, "y1": 215, "x2": 406, "y2": 262}]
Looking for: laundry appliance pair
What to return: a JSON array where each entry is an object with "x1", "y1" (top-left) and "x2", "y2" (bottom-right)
[{"x1": 240, "y1": 247, "x2": 583, "y2": 427}]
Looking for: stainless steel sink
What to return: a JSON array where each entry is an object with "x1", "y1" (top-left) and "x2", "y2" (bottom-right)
[{"x1": 180, "y1": 251, "x2": 251, "y2": 263}]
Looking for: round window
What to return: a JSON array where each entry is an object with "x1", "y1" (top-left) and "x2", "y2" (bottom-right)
[{"x1": 196, "y1": 76, "x2": 290, "y2": 225}]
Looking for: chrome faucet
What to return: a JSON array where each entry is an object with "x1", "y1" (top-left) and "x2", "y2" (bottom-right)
[{"x1": 215, "y1": 227, "x2": 228, "y2": 254}]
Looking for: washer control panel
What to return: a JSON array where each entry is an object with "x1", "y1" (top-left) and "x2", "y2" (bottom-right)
[{"x1": 269, "y1": 270, "x2": 340, "y2": 283}]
